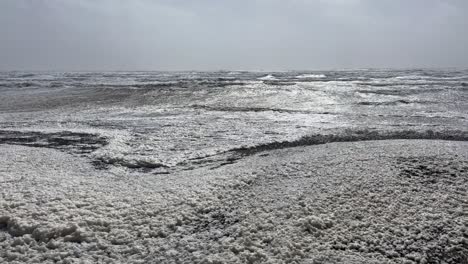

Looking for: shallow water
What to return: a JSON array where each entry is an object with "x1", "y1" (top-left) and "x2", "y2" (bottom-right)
[{"x1": 1, "y1": 69, "x2": 467, "y2": 171}]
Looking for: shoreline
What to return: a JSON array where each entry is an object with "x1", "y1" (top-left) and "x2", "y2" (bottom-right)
[{"x1": 1, "y1": 140, "x2": 467, "y2": 263}]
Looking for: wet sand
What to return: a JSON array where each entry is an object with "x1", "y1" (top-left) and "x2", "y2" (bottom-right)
[{"x1": 1, "y1": 140, "x2": 467, "y2": 263}]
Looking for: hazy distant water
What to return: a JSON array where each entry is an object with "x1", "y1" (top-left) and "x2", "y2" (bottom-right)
[{"x1": 1, "y1": 69, "x2": 467, "y2": 171}]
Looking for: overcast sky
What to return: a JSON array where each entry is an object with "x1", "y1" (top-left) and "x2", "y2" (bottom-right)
[{"x1": 1, "y1": 0, "x2": 467, "y2": 71}]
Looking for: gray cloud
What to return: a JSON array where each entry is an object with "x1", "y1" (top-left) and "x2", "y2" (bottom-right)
[{"x1": 1, "y1": 0, "x2": 467, "y2": 70}]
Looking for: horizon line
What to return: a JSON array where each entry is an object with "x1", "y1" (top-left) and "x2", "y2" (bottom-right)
[{"x1": 1, "y1": 67, "x2": 468, "y2": 73}]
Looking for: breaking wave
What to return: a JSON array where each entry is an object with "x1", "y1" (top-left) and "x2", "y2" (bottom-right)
[
  {"x1": 357, "y1": 100, "x2": 414, "y2": 106},
  {"x1": 232, "y1": 129, "x2": 468, "y2": 156},
  {"x1": 296, "y1": 74, "x2": 326, "y2": 79},
  {"x1": 191, "y1": 104, "x2": 312, "y2": 113},
  {"x1": 258, "y1": 74, "x2": 278, "y2": 81},
  {"x1": 98, "y1": 129, "x2": 468, "y2": 171}
]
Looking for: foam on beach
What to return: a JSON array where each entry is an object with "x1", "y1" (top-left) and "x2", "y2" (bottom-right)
[{"x1": 1, "y1": 140, "x2": 467, "y2": 263}]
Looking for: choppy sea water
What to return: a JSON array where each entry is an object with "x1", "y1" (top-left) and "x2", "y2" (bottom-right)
[{"x1": 1, "y1": 69, "x2": 467, "y2": 172}]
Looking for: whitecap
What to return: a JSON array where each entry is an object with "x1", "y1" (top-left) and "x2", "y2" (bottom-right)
[
  {"x1": 258, "y1": 74, "x2": 278, "y2": 81},
  {"x1": 296, "y1": 74, "x2": 326, "y2": 79}
]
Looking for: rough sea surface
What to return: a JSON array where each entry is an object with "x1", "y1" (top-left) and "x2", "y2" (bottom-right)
[{"x1": 0, "y1": 70, "x2": 467, "y2": 263}]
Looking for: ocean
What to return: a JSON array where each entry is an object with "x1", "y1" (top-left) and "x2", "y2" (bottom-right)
[{"x1": 1, "y1": 69, "x2": 467, "y2": 173}]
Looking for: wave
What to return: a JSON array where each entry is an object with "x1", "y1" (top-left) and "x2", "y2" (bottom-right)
[
  {"x1": 296, "y1": 74, "x2": 326, "y2": 79},
  {"x1": 15, "y1": 73, "x2": 36, "y2": 78},
  {"x1": 166, "y1": 129, "x2": 468, "y2": 171},
  {"x1": 110, "y1": 129, "x2": 468, "y2": 171},
  {"x1": 395, "y1": 75, "x2": 428, "y2": 80},
  {"x1": 356, "y1": 81, "x2": 458, "y2": 87},
  {"x1": 227, "y1": 71, "x2": 242, "y2": 75},
  {"x1": 356, "y1": 88, "x2": 444, "y2": 96},
  {"x1": 231, "y1": 129, "x2": 468, "y2": 157},
  {"x1": 357, "y1": 100, "x2": 413, "y2": 106},
  {"x1": 60, "y1": 80, "x2": 247, "y2": 90},
  {"x1": 191, "y1": 104, "x2": 313, "y2": 113},
  {"x1": 258, "y1": 74, "x2": 278, "y2": 81},
  {"x1": 395, "y1": 75, "x2": 468, "y2": 81},
  {"x1": 261, "y1": 80, "x2": 296, "y2": 86}
]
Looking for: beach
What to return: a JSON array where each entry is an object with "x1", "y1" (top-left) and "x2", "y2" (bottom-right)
[{"x1": 1, "y1": 140, "x2": 467, "y2": 263}]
